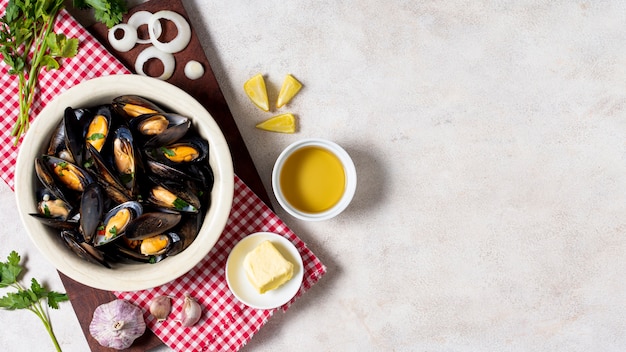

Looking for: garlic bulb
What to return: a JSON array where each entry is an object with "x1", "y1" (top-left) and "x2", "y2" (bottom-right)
[
  {"x1": 150, "y1": 295, "x2": 172, "y2": 322},
  {"x1": 89, "y1": 299, "x2": 146, "y2": 350},
  {"x1": 179, "y1": 294, "x2": 202, "y2": 327}
]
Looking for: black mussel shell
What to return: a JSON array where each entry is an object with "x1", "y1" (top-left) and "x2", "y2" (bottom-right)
[
  {"x1": 61, "y1": 230, "x2": 110, "y2": 268},
  {"x1": 145, "y1": 176, "x2": 201, "y2": 213},
  {"x1": 64, "y1": 107, "x2": 93, "y2": 166},
  {"x1": 87, "y1": 144, "x2": 131, "y2": 203},
  {"x1": 94, "y1": 201, "x2": 143, "y2": 246},
  {"x1": 124, "y1": 210, "x2": 182, "y2": 241},
  {"x1": 79, "y1": 183, "x2": 104, "y2": 243},
  {"x1": 113, "y1": 95, "x2": 164, "y2": 119},
  {"x1": 144, "y1": 136, "x2": 209, "y2": 167},
  {"x1": 130, "y1": 113, "x2": 191, "y2": 147}
]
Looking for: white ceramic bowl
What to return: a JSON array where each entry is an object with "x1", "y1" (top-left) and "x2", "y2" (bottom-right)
[
  {"x1": 272, "y1": 138, "x2": 356, "y2": 221},
  {"x1": 14, "y1": 75, "x2": 234, "y2": 291}
]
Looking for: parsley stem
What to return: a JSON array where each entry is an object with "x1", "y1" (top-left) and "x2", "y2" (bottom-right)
[
  {"x1": 29, "y1": 302, "x2": 63, "y2": 352},
  {"x1": 10, "y1": 2, "x2": 62, "y2": 145}
]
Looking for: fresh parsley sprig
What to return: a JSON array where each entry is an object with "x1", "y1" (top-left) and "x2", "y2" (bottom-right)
[
  {"x1": 0, "y1": 250, "x2": 69, "y2": 352},
  {"x1": 0, "y1": 0, "x2": 127, "y2": 145},
  {"x1": 0, "y1": 0, "x2": 78, "y2": 145}
]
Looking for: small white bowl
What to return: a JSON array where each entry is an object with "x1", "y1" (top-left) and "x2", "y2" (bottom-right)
[
  {"x1": 225, "y1": 232, "x2": 303, "y2": 309},
  {"x1": 272, "y1": 138, "x2": 356, "y2": 221}
]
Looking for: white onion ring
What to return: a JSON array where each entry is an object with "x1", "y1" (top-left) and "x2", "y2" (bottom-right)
[
  {"x1": 128, "y1": 10, "x2": 162, "y2": 44},
  {"x1": 184, "y1": 60, "x2": 204, "y2": 80},
  {"x1": 148, "y1": 10, "x2": 191, "y2": 54},
  {"x1": 107, "y1": 24, "x2": 138, "y2": 52},
  {"x1": 135, "y1": 46, "x2": 175, "y2": 80}
]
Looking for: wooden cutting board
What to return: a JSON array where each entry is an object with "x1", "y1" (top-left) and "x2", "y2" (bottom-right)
[{"x1": 61, "y1": 1, "x2": 272, "y2": 350}]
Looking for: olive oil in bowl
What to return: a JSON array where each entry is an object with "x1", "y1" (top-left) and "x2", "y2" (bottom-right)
[
  {"x1": 279, "y1": 146, "x2": 345, "y2": 213},
  {"x1": 272, "y1": 139, "x2": 357, "y2": 221}
]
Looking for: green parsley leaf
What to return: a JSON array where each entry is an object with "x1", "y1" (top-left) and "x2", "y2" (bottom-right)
[
  {"x1": 172, "y1": 197, "x2": 190, "y2": 210},
  {"x1": 87, "y1": 132, "x2": 105, "y2": 141},
  {"x1": 46, "y1": 291, "x2": 69, "y2": 309},
  {"x1": 160, "y1": 147, "x2": 176, "y2": 157}
]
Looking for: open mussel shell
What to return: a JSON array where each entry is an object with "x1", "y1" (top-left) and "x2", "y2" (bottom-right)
[
  {"x1": 144, "y1": 136, "x2": 209, "y2": 166},
  {"x1": 87, "y1": 144, "x2": 132, "y2": 204},
  {"x1": 130, "y1": 113, "x2": 191, "y2": 147},
  {"x1": 61, "y1": 230, "x2": 110, "y2": 268},
  {"x1": 39, "y1": 155, "x2": 94, "y2": 197},
  {"x1": 110, "y1": 125, "x2": 138, "y2": 193},
  {"x1": 84, "y1": 105, "x2": 113, "y2": 154},
  {"x1": 145, "y1": 159, "x2": 202, "y2": 185},
  {"x1": 29, "y1": 189, "x2": 77, "y2": 230},
  {"x1": 94, "y1": 201, "x2": 143, "y2": 246},
  {"x1": 145, "y1": 177, "x2": 201, "y2": 213},
  {"x1": 79, "y1": 183, "x2": 104, "y2": 244},
  {"x1": 140, "y1": 233, "x2": 176, "y2": 256},
  {"x1": 124, "y1": 210, "x2": 182, "y2": 241},
  {"x1": 113, "y1": 95, "x2": 164, "y2": 119},
  {"x1": 35, "y1": 157, "x2": 70, "y2": 204}
]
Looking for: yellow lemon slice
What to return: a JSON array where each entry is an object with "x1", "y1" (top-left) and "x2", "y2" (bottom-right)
[
  {"x1": 256, "y1": 113, "x2": 296, "y2": 133},
  {"x1": 244, "y1": 73, "x2": 270, "y2": 112},
  {"x1": 276, "y1": 74, "x2": 303, "y2": 108}
]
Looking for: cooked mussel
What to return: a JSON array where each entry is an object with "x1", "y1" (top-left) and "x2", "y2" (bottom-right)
[
  {"x1": 79, "y1": 183, "x2": 104, "y2": 243},
  {"x1": 94, "y1": 201, "x2": 143, "y2": 246},
  {"x1": 145, "y1": 177, "x2": 201, "y2": 213},
  {"x1": 145, "y1": 136, "x2": 208, "y2": 166},
  {"x1": 87, "y1": 144, "x2": 132, "y2": 203},
  {"x1": 124, "y1": 210, "x2": 182, "y2": 241},
  {"x1": 61, "y1": 230, "x2": 110, "y2": 268},
  {"x1": 113, "y1": 95, "x2": 164, "y2": 119},
  {"x1": 84, "y1": 105, "x2": 113, "y2": 153},
  {"x1": 140, "y1": 234, "x2": 172, "y2": 256},
  {"x1": 63, "y1": 107, "x2": 93, "y2": 166},
  {"x1": 40, "y1": 155, "x2": 93, "y2": 194},
  {"x1": 130, "y1": 113, "x2": 191, "y2": 147},
  {"x1": 111, "y1": 125, "x2": 137, "y2": 193},
  {"x1": 29, "y1": 189, "x2": 77, "y2": 230}
]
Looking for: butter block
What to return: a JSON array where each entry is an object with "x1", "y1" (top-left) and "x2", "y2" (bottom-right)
[{"x1": 244, "y1": 240, "x2": 294, "y2": 294}]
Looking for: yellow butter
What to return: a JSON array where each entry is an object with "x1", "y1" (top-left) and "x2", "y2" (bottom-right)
[{"x1": 244, "y1": 240, "x2": 294, "y2": 294}]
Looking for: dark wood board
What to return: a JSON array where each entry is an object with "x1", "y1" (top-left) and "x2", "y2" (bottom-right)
[{"x1": 60, "y1": 0, "x2": 272, "y2": 350}]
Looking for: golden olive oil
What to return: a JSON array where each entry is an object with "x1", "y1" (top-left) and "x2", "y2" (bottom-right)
[{"x1": 280, "y1": 146, "x2": 345, "y2": 213}]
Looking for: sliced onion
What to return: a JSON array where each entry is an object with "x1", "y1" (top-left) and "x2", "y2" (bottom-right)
[
  {"x1": 107, "y1": 24, "x2": 138, "y2": 52},
  {"x1": 148, "y1": 10, "x2": 191, "y2": 54},
  {"x1": 184, "y1": 60, "x2": 204, "y2": 80},
  {"x1": 135, "y1": 46, "x2": 175, "y2": 80},
  {"x1": 128, "y1": 10, "x2": 162, "y2": 44}
]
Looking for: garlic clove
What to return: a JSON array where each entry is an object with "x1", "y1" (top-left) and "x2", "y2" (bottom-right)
[
  {"x1": 179, "y1": 294, "x2": 202, "y2": 327},
  {"x1": 149, "y1": 295, "x2": 172, "y2": 322}
]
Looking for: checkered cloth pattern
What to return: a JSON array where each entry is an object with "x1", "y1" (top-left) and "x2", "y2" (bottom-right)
[
  {"x1": 0, "y1": 4, "x2": 326, "y2": 351},
  {"x1": 0, "y1": 2, "x2": 130, "y2": 190},
  {"x1": 115, "y1": 175, "x2": 327, "y2": 352}
]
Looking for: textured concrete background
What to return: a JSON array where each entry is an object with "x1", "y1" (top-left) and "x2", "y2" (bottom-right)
[{"x1": 3, "y1": 1, "x2": 626, "y2": 351}]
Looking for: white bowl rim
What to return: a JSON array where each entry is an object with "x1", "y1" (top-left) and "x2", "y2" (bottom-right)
[
  {"x1": 271, "y1": 138, "x2": 357, "y2": 221},
  {"x1": 14, "y1": 74, "x2": 234, "y2": 291}
]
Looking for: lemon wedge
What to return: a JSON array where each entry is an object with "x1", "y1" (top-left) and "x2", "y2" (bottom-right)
[
  {"x1": 255, "y1": 113, "x2": 296, "y2": 133},
  {"x1": 244, "y1": 73, "x2": 270, "y2": 112},
  {"x1": 276, "y1": 74, "x2": 302, "y2": 108}
]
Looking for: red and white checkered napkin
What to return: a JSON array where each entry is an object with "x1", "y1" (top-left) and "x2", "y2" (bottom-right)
[
  {"x1": 115, "y1": 175, "x2": 327, "y2": 352},
  {"x1": 0, "y1": 1, "x2": 130, "y2": 190}
]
